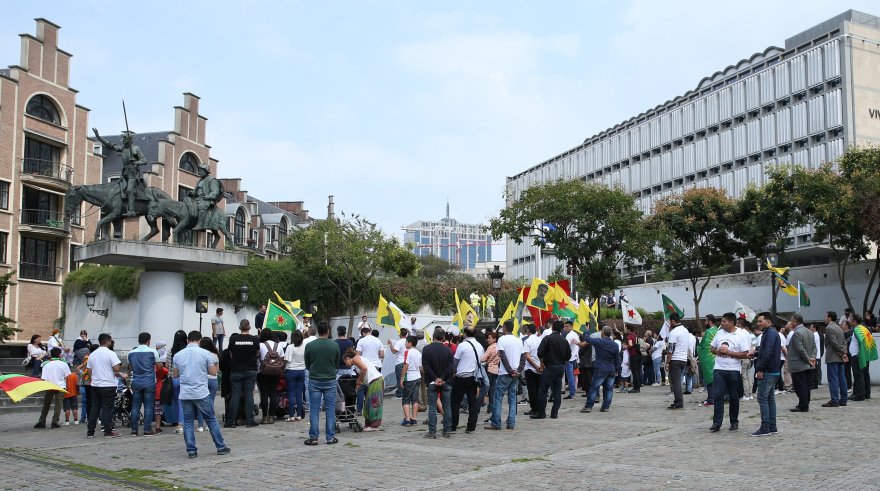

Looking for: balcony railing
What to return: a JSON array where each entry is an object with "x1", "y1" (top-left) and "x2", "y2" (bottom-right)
[
  {"x1": 20, "y1": 209, "x2": 70, "y2": 231},
  {"x1": 21, "y1": 158, "x2": 73, "y2": 183},
  {"x1": 19, "y1": 262, "x2": 61, "y2": 282}
]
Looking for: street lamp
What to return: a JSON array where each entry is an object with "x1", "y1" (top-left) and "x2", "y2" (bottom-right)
[
  {"x1": 84, "y1": 289, "x2": 108, "y2": 317},
  {"x1": 234, "y1": 284, "x2": 249, "y2": 313},
  {"x1": 488, "y1": 264, "x2": 504, "y2": 322},
  {"x1": 764, "y1": 243, "x2": 779, "y2": 321}
]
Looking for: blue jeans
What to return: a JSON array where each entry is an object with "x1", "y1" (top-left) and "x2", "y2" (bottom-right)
[
  {"x1": 197, "y1": 378, "x2": 218, "y2": 428},
  {"x1": 756, "y1": 373, "x2": 779, "y2": 430},
  {"x1": 80, "y1": 386, "x2": 89, "y2": 423},
  {"x1": 173, "y1": 377, "x2": 183, "y2": 424},
  {"x1": 130, "y1": 385, "x2": 156, "y2": 432},
  {"x1": 181, "y1": 395, "x2": 227, "y2": 455},
  {"x1": 214, "y1": 334, "x2": 225, "y2": 352},
  {"x1": 586, "y1": 370, "x2": 615, "y2": 409},
  {"x1": 565, "y1": 361, "x2": 577, "y2": 397},
  {"x1": 826, "y1": 362, "x2": 847, "y2": 404},
  {"x1": 285, "y1": 369, "x2": 306, "y2": 418},
  {"x1": 489, "y1": 374, "x2": 517, "y2": 428},
  {"x1": 308, "y1": 379, "x2": 336, "y2": 442},
  {"x1": 652, "y1": 358, "x2": 662, "y2": 384},
  {"x1": 228, "y1": 370, "x2": 257, "y2": 425},
  {"x1": 712, "y1": 369, "x2": 741, "y2": 426},
  {"x1": 685, "y1": 372, "x2": 694, "y2": 392},
  {"x1": 426, "y1": 382, "x2": 452, "y2": 434}
]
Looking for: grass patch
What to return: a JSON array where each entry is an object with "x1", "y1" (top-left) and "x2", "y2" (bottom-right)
[
  {"x1": 511, "y1": 457, "x2": 547, "y2": 463},
  {"x1": 344, "y1": 442, "x2": 360, "y2": 448}
]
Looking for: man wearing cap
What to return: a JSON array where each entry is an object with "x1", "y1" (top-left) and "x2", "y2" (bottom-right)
[{"x1": 92, "y1": 128, "x2": 146, "y2": 216}]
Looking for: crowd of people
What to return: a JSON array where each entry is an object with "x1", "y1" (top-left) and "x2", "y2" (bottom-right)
[{"x1": 24, "y1": 305, "x2": 876, "y2": 455}]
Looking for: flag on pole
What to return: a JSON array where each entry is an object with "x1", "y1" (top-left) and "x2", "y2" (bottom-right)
[
  {"x1": 454, "y1": 288, "x2": 465, "y2": 328},
  {"x1": 734, "y1": 301, "x2": 757, "y2": 322},
  {"x1": 620, "y1": 299, "x2": 642, "y2": 325},
  {"x1": 498, "y1": 302, "x2": 515, "y2": 329},
  {"x1": 767, "y1": 260, "x2": 798, "y2": 296},
  {"x1": 659, "y1": 320, "x2": 670, "y2": 340},
  {"x1": 377, "y1": 295, "x2": 401, "y2": 329},
  {"x1": 525, "y1": 278, "x2": 552, "y2": 311},
  {"x1": 424, "y1": 326, "x2": 432, "y2": 343},
  {"x1": 572, "y1": 299, "x2": 590, "y2": 334},
  {"x1": 797, "y1": 281, "x2": 811, "y2": 308},
  {"x1": 481, "y1": 295, "x2": 487, "y2": 317},
  {"x1": 513, "y1": 288, "x2": 527, "y2": 335},
  {"x1": 265, "y1": 300, "x2": 297, "y2": 332},
  {"x1": 551, "y1": 283, "x2": 578, "y2": 319},
  {"x1": 274, "y1": 291, "x2": 303, "y2": 316},
  {"x1": 660, "y1": 294, "x2": 684, "y2": 321},
  {"x1": 588, "y1": 299, "x2": 600, "y2": 334},
  {"x1": 458, "y1": 300, "x2": 479, "y2": 329}
]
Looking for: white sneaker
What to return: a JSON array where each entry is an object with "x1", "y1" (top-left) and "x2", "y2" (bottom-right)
[
  {"x1": 64, "y1": 421, "x2": 70, "y2": 426},
  {"x1": 197, "y1": 426, "x2": 204, "y2": 432},
  {"x1": 774, "y1": 390, "x2": 784, "y2": 395},
  {"x1": 652, "y1": 383, "x2": 661, "y2": 387},
  {"x1": 73, "y1": 420, "x2": 79, "y2": 425}
]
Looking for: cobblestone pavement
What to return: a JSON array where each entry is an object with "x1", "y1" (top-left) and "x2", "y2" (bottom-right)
[{"x1": 0, "y1": 385, "x2": 877, "y2": 490}]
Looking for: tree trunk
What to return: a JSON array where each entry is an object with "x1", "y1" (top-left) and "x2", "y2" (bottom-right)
[
  {"x1": 346, "y1": 283, "x2": 355, "y2": 337},
  {"x1": 863, "y1": 251, "x2": 880, "y2": 313},
  {"x1": 834, "y1": 247, "x2": 853, "y2": 312}
]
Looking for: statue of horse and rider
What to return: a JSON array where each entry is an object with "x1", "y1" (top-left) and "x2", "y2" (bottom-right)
[{"x1": 64, "y1": 122, "x2": 234, "y2": 249}]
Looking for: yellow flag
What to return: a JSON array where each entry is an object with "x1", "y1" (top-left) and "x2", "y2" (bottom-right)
[
  {"x1": 498, "y1": 302, "x2": 515, "y2": 329},
  {"x1": 424, "y1": 326, "x2": 432, "y2": 343},
  {"x1": 377, "y1": 295, "x2": 401, "y2": 328},
  {"x1": 274, "y1": 291, "x2": 303, "y2": 316},
  {"x1": 572, "y1": 299, "x2": 590, "y2": 334},
  {"x1": 481, "y1": 295, "x2": 487, "y2": 315},
  {"x1": 765, "y1": 260, "x2": 790, "y2": 278},
  {"x1": 525, "y1": 277, "x2": 552, "y2": 311},
  {"x1": 459, "y1": 300, "x2": 479, "y2": 329},
  {"x1": 776, "y1": 275, "x2": 799, "y2": 297},
  {"x1": 512, "y1": 288, "x2": 526, "y2": 336},
  {"x1": 454, "y1": 288, "x2": 464, "y2": 327}
]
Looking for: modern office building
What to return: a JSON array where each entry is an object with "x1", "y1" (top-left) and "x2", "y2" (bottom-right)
[
  {"x1": 0, "y1": 19, "x2": 104, "y2": 340},
  {"x1": 506, "y1": 10, "x2": 880, "y2": 281},
  {"x1": 403, "y1": 204, "x2": 491, "y2": 270}
]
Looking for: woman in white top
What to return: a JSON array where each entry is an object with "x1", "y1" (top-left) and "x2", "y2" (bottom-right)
[
  {"x1": 27, "y1": 335, "x2": 46, "y2": 377},
  {"x1": 283, "y1": 331, "x2": 307, "y2": 421},
  {"x1": 343, "y1": 348, "x2": 383, "y2": 431}
]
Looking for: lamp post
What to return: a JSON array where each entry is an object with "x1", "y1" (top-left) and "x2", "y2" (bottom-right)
[
  {"x1": 234, "y1": 284, "x2": 249, "y2": 314},
  {"x1": 488, "y1": 264, "x2": 504, "y2": 323},
  {"x1": 84, "y1": 289, "x2": 108, "y2": 317},
  {"x1": 764, "y1": 244, "x2": 779, "y2": 321}
]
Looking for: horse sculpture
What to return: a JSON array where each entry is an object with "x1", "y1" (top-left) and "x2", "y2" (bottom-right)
[
  {"x1": 148, "y1": 198, "x2": 235, "y2": 249},
  {"x1": 64, "y1": 183, "x2": 174, "y2": 242}
]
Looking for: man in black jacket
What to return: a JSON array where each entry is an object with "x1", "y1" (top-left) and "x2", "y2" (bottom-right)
[
  {"x1": 422, "y1": 329, "x2": 454, "y2": 438},
  {"x1": 534, "y1": 321, "x2": 570, "y2": 419},
  {"x1": 751, "y1": 312, "x2": 782, "y2": 437}
]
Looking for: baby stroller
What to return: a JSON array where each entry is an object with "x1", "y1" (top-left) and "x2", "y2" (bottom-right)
[
  {"x1": 113, "y1": 380, "x2": 132, "y2": 427},
  {"x1": 335, "y1": 375, "x2": 362, "y2": 432}
]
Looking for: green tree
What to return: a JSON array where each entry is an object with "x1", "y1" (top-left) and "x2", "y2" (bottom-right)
[
  {"x1": 648, "y1": 187, "x2": 738, "y2": 332},
  {"x1": 285, "y1": 214, "x2": 419, "y2": 335},
  {"x1": 732, "y1": 166, "x2": 806, "y2": 318},
  {"x1": 489, "y1": 179, "x2": 653, "y2": 299},
  {"x1": 416, "y1": 254, "x2": 460, "y2": 279},
  {"x1": 838, "y1": 146, "x2": 880, "y2": 312},
  {"x1": 0, "y1": 271, "x2": 18, "y2": 342}
]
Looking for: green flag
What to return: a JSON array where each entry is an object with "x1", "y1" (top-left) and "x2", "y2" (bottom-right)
[
  {"x1": 265, "y1": 300, "x2": 297, "y2": 332},
  {"x1": 797, "y1": 281, "x2": 811, "y2": 308},
  {"x1": 697, "y1": 326, "x2": 718, "y2": 386},
  {"x1": 660, "y1": 293, "x2": 684, "y2": 321},
  {"x1": 854, "y1": 325, "x2": 878, "y2": 370}
]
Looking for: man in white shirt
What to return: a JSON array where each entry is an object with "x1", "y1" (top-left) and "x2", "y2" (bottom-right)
[
  {"x1": 522, "y1": 325, "x2": 542, "y2": 416},
  {"x1": 563, "y1": 321, "x2": 581, "y2": 399},
  {"x1": 486, "y1": 321, "x2": 526, "y2": 430},
  {"x1": 665, "y1": 313, "x2": 689, "y2": 409},
  {"x1": 211, "y1": 308, "x2": 225, "y2": 352},
  {"x1": 355, "y1": 326, "x2": 384, "y2": 414},
  {"x1": 356, "y1": 315, "x2": 372, "y2": 332},
  {"x1": 34, "y1": 347, "x2": 70, "y2": 429},
  {"x1": 387, "y1": 329, "x2": 408, "y2": 399},
  {"x1": 451, "y1": 327, "x2": 485, "y2": 433},
  {"x1": 86, "y1": 333, "x2": 127, "y2": 438},
  {"x1": 708, "y1": 313, "x2": 752, "y2": 432}
]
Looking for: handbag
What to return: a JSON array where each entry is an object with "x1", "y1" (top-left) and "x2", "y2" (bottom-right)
[
  {"x1": 467, "y1": 340, "x2": 489, "y2": 387},
  {"x1": 159, "y1": 374, "x2": 174, "y2": 405}
]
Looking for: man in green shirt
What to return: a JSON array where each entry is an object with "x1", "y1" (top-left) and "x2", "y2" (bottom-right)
[{"x1": 304, "y1": 320, "x2": 340, "y2": 445}]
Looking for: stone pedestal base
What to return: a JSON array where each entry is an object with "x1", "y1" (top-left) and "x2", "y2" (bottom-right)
[{"x1": 138, "y1": 271, "x2": 185, "y2": 339}]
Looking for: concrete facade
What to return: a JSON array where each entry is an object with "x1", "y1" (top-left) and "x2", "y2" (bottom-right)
[
  {"x1": 505, "y1": 10, "x2": 880, "y2": 283},
  {"x1": 0, "y1": 19, "x2": 103, "y2": 341}
]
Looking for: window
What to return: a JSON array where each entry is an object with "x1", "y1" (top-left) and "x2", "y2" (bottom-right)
[
  {"x1": 178, "y1": 186, "x2": 192, "y2": 201},
  {"x1": 21, "y1": 186, "x2": 60, "y2": 227},
  {"x1": 25, "y1": 95, "x2": 60, "y2": 125},
  {"x1": 0, "y1": 232, "x2": 7, "y2": 263},
  {"x1": 23, "y1": 137, "x2": 61, "y2": 176},
  {"x1": 20, "y1": 237, "x2": 57, "y2": 281},
  {"x1": 234, "y1": 208, "x2": 246, "y2": 246},
  {"x1": 179, "y1": 153, "x2": 199, "y2": 173},
  {"x1": 0, "y1": 181, "x2": 8, "y2": 210}
]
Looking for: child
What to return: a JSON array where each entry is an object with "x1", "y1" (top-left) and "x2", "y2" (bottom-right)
[
  {"x1": 398, "y1": 336, "x2": 422, "y2": 426},
  {"x1": 154, "y1": 363, "x2": 169, "y2": 434},
  {"x1": 63, "y1": 371, "x2": 80, "y2": 425}
]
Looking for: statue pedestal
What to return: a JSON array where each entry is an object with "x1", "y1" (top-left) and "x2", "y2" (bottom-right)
[{"x1": 73, "y1": 239, "x2": 247, "y2": 346}]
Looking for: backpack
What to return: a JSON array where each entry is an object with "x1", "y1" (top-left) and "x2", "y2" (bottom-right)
[
  {"x1": 261, "y1": 342, "x2": 284, "y2": 376},
  {"x1": 637, "y1": 337, "x2": 649, "y2": 357}
]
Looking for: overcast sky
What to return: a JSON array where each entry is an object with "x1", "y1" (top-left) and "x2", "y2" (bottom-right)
[{"x1": 2, "y1": 1, "x2": 875, "y2": 259}]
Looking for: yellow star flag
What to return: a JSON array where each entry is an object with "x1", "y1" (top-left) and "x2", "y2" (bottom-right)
[
  {"x1": 273, "y1": 291, "x2": 303, "y2": 316},
  {"x1": 377, "y1": 295, "x2": 401, "y2": 328},
  {"x1": 525, "y1": 277, "x2": 552, "y2": 311},
  {"x1": 572, "y1": 299, "x2": 590, "y2": 334},
  {"x1": 498, "y1": 302, "x2": 515, "y2": 329}
]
